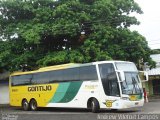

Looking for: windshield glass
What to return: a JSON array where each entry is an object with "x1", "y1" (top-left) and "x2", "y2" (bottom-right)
[
  {"x1": 115, "y1": 62, "x2": 138, "y2": 71},
  {"x1": 121, "y1": 72, "x2": 142, "y2": 95}
]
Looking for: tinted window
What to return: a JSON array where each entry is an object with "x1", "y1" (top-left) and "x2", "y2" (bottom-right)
[
  {"x1": 63, "y1": 68, "x2": 79, "y2": 81},
  {"x1": 99, "y1": 63, "x2": 120, "y2": 96},
  {"x1": 49, "y1": 70, "x2": 64, "y2": 82},
  {"x1": 79, "y1": 66, "x2": 98, "y2": 80},
  {"x1": 32, "y1": 72, "x2": 50, "y2": 84},
  {"x1": 11, "y1": 74, "x2": 32, "y2": 86},
  {"x1": 11, "y1": 65, "x2": 98, "y2": 86},
  {"x1": 49, "y1": 66, "x2": 97, "y2": 82}
]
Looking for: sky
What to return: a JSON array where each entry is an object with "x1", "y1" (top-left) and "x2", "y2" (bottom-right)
[{"x1": 130, "y1": 0, "x2": 160, "y2": 49}]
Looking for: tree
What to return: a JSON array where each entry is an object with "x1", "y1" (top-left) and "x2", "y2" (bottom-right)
[
  {"x1": 0, "y1": 0, "x2": 155, "y2": 72},
  {"x1": 151, "y1": 49, "x2": 160, "y2": 54}
]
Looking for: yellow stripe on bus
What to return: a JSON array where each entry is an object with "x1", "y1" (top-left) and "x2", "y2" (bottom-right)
[{"x1": 10, "y1": 83, "x2": 59, "y2": 107}]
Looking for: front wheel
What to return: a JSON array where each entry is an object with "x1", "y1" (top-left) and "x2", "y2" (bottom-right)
[
  {"x1": 30, "y1": 99, "x2": 38, "y2": 111},
  {"x1": 91, "y1": 99, "x2": 100, "y2": 113}
]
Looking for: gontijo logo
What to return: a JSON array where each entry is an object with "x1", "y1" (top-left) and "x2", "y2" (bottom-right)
[
  {"x1": 28, "y1": 85, "x2": 52, "y2": 92},
  {"x1": 103, "y1": 100, "x2": 116, "y2": 107}
]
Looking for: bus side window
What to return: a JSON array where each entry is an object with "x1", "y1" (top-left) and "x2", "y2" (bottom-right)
[
  {"x1": 79, "y1": 66, "x2": 98, "y2": 81},
  {"x1": 49, "y1": 70, "x2": 64, "y2": 83},
  {"x1": 11, "y1": 76, "x2": 15, "y2": 86},
  {"x1": 63, "y1": 68, "x2": 79, "y2": 81},
  {"x1": 11, "y1": 74, "x2": 32, "y2": 86},
  {"x1": 32, "y1": 72, "x2": 50, "y2": 84},
  {"x1": 49, "y1": 65, "x2": 98, "y2": 83}
]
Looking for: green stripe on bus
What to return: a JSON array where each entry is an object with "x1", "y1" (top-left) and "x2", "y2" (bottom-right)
[
  {"x1": 50, "y1": 83, "x2": 70, "y2": 103},
  {"x1": 137, "y1": 94, "x2": 143, "y2": 99},
  {"x1": 59, "y1": 81, "x2": 82, "y2": 103},
  {"x1": 50, "y1": 81, "x2": 82, "y2": 103}
]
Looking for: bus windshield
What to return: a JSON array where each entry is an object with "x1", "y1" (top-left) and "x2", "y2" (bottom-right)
[
  {"x1": 115, "y1": 62, "x2": 143, "y2": 95},
  {"x1": 121, "y1": 72, "x2": 142, "y2": 95}
]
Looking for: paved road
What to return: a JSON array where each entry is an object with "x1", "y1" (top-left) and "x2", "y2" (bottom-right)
[{"x1": 0, "y1": 101, "x2": 160, "y2": 120}]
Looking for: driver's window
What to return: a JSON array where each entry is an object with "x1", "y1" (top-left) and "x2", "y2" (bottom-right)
[{"x1": 99, "y1": 63, "x2": 120, "y2": 96}]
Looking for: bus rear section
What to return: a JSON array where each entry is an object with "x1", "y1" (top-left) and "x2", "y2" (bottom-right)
[{"x1": 9, "y1": 63, "x2": 100, "y2": 112}]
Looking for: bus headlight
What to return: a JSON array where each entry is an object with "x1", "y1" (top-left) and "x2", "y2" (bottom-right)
[{"x1": 121, "y1": 97, "x2": 129, "y2": 100}]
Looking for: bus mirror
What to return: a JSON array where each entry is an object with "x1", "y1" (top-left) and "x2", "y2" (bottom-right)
[
  {"x1": 117, "y1": 71, "x2": 125, "y2": 82},
  {"x1": 139, "y1": 71, "x2": 148, "y2": 82}
]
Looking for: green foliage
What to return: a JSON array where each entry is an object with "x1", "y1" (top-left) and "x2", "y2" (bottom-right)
[
  {"x1": 151, "y1": 49, "x2": 160, "y2": 54},
  {"x1": 0, "y1": 0, "x2": 155, "y2": 71}
]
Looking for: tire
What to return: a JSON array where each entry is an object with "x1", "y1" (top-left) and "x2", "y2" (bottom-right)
[
  {"x1": 91, "y1": 99, "x2": 100, "y2": 113},
  {"x1": 22, "y1": 99, "x2": 30, "y2": 111},
  {"x1": 30, "y1": 99, "x2": 38, "y2": 111}
]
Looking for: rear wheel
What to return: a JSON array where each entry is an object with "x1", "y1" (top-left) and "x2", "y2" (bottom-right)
[
  {"x1": 22, "y1": 99, "x2": 30, "y2": 111},
  {"x1": 30, "y1": 99, "x2": 38, "y2": 111},
  {"x1": 91, "y1": 99, "x2": 99, "y2": 113}
]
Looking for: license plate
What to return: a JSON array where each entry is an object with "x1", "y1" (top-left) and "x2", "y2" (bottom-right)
[{"x1": 129, "y1": 95, "x2": 137, "y2": 101}]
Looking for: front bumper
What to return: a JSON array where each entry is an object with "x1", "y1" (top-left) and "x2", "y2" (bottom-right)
[{"x1": 100, "y1": 99, "x2": 144, "y2": 109}]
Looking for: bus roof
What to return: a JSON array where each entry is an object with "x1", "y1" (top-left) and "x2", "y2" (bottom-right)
[
  {"x1": 10, "y1": 60, "x2": 133, "y2": 76},
  {"x1": 11, "y1": 63, "x2": 79, "y2": 76}
]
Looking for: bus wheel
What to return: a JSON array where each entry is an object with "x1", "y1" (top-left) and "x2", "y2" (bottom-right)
[
  {"x1": 30, "y1": 99, "x2": 38, "y2": 111},
  {"x1": 22, "y1": 99, "x2": 30, "y2": 111},
  {"x1": 91, "y1": 99, "x2": 99, "y2": 113}
]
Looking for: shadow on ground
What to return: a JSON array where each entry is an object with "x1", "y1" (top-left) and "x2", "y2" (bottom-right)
[{"x1": 7, "y1": 106, "x2": 141, "y2": 114}]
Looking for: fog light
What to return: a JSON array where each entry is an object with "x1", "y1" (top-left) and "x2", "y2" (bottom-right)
[{"x1": 135, "y1": 102, "x2": 139, "y2": 105}]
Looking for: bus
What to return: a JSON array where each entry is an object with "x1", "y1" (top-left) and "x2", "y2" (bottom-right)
[{"x1": 10, "y1": 61, "x2": 145, "y2": 113}]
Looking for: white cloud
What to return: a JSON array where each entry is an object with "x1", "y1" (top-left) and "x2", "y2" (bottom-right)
[{"x1": 130, "y1": 0, "x2": 160, "y2": 49}]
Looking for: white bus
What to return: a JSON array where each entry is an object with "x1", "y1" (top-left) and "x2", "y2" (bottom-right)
[{"x1": 10, "y1": 61, "x2": 145, "y2": 112}]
